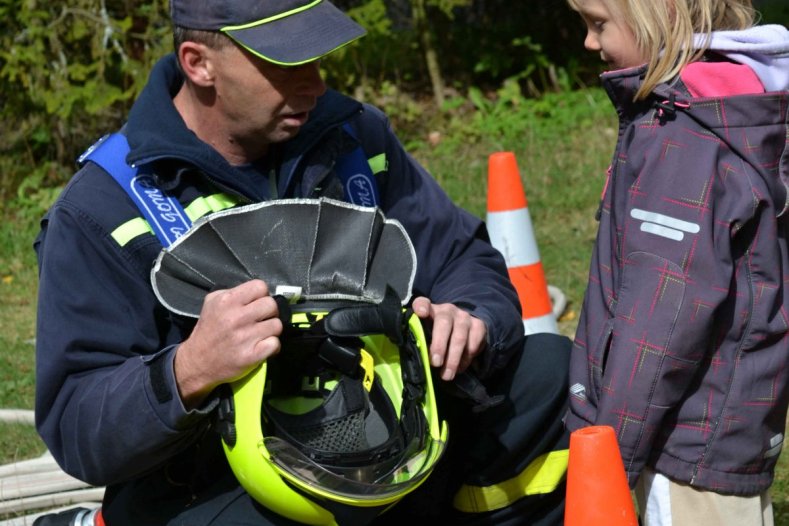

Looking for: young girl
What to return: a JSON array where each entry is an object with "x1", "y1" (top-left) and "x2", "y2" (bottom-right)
[{"x1": 564, "y1": 1, "x2": 789, "y2": 524}]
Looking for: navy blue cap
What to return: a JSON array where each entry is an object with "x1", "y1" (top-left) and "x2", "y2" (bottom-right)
[{"x1": 170, "y1": 0, "x2": 366, "y2": 65}]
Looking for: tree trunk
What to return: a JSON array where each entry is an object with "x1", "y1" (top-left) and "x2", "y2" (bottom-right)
[{"x1": 411, "y1": 0, "x2": 445, "y2": 109}]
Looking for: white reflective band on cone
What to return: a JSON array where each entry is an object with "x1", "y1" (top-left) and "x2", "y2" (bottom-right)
[
  {"x1": 486, "y1": 208, "x2": 540, "y2": 268},
  {"x1": 523, "y1": 312, "x2": 559, "y2": 335}
]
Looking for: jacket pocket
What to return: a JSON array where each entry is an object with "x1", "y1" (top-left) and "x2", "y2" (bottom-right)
[
  {"x1": 589, "y1": 319, "x2": 615, "y2": 405},
  {"x1": 615, "y1": 251, "x2": 689, "y2": 410}
]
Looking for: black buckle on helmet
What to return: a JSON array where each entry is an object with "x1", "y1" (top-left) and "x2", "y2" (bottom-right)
[{"x1": 318, "y1": 337, "x2": 364, "y2": 378}]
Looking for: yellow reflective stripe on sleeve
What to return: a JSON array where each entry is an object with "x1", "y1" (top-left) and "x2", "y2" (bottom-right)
[
  {"x1": 184, "y1": 193, "x2": 240, "y2": 221},
  {"x1": 111, "y1": 217, "x2": 153, "y2": 246},
  {"x1": 367, "y1": 153, "x2": 387, "y2": 175},
  {"x1": 110, "y1": 193, "x2": 240, "y2": 247},
  {"x1": 452, "y1": 449, "x2": 568, "y2": 513}
]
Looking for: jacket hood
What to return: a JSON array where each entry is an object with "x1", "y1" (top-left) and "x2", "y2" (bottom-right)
[
  {"x1": 697, "y1": 24, "x2": 789, "y2": 92},
  {"x1": 603, "y1": 66, "x2": 789, "y2": 217}
]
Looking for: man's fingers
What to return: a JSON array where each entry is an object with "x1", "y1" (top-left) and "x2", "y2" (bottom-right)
[
  {"x1": 428, "y1": 309, "x2": 451, "y2": 367},
  {"x1": 440, "y1": 311, "x2": 473, "y2": 381},
  {"x1": 253, "y1": 335, "x2": 281, "y2": 361},
  {"x1": 412, "y1": 296, "x2": 432, "y2": 318},
  {"x1": 235, "y1": 279, "x2": 270, "y2": 303},
  {"x1": 203, "y1": 282, "x2": 279, "y2": 329},
  {"x1": 205, "y1": 279, "x2": 269, "y2": 306},
  {"x1": 458, "y1": 317, "x2": 487, "y2": 373}
]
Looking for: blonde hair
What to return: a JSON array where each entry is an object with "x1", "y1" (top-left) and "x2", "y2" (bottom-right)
[{"x1": 568, "y1": 0, "x2": 756, "y2": 99}]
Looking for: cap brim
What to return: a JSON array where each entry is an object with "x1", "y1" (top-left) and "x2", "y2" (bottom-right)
[{"x1": 223, "y1": 1, "x2": 366, "y2": 66}]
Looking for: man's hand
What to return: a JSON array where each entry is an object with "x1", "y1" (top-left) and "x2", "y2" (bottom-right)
[
  {"x1": 412, "y1": 296, "x2": 487, "y2": 381},
  {"x1": 174, "y1": 279, "x2": 283, "y2": 408}
]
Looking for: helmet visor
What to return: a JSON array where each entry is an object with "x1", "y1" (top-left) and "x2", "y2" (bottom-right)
[{"x1": 263, "y1": 423, "x2": 447, "y2": 502}]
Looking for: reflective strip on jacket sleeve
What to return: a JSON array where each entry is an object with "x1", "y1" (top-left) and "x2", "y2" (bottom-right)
[{"x1": 453, "y1": 449, "x2": 568, "y2": 513}]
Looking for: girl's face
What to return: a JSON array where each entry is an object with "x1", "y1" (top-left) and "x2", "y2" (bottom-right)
[{"x1": 573, "y1": 0, "x2": 648, "y2": 70}]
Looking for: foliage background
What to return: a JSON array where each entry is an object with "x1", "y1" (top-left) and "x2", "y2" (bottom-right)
[
  {"x1": 1, "y1": 0, "x2": 788, "y2": 521},
  {"x1": 2, "y1": 0, "x2": 786, "y2": 206}
]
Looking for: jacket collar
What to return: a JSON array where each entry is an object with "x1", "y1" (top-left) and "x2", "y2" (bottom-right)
[{"x1": 599, "y1": 65, "x2": 652, "y2": 115}]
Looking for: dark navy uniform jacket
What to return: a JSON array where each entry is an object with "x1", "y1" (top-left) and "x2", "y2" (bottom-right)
[{"x1": 34, "y1": 54, "x2": 523, "y2": 521}]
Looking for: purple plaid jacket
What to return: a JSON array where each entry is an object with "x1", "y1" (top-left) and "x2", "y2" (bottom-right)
[{"x1": 566, "y1": 64, "x2": 789, "y2": 495}]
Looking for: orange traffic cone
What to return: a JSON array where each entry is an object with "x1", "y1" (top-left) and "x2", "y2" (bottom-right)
[
  {"x1": 565, "y1": 426, "x2": 638, "y2": 526},
  {"x1": 486, "y1": 152, "x2": 558, "y2": 335}
]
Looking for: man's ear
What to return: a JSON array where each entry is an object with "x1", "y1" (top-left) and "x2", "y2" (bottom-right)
[{"x1": 177, "y1": 41, "x2": 215, "y2": 87}]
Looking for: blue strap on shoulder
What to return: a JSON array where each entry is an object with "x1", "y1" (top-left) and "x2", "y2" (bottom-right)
[
  {"x1": 78, "y1": 133, "x2": 192, "y2": 247},
  {"x1": 336, "y1": 123, "x2": 380, "y2": 207},
  {"x1": 78, "y1": 123, "x2": 380, "y2": 246}
]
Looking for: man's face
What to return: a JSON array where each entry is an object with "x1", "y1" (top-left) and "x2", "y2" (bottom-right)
[
  {"x1": 573, "y1": 0, "x2": 647, "y2": 71},
  {"x1": 207, "y1": 43, "x2": 327, "y2": 145}
]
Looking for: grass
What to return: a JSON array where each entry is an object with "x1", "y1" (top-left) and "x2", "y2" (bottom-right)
[
  {"x1": 407, "y1": 87, "x2": 615, "y2": 335},
  {"x1": 1, "y1": 86, "x2": 788, "y2": 522},
  {"x1": 0, "y1": 205, "x2": 46, "y2": 464}
]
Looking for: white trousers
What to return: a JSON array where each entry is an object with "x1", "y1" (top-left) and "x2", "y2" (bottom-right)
[{"x1": 634, "y1": 467, "x2": 774, "y2": 526}]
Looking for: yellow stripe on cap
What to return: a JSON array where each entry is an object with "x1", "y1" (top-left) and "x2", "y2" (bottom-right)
[
  {"x1": 453, "y1": 449, "x2": 568, "y2": 513},
  {"x1": 221, "y1": 0, "x2": 323, "y2": 32},
  {"x1": 220, "y1": 0, "x2": 365, "y2": 66}
]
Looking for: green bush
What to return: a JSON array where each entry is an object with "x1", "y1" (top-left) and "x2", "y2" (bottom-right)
[
  {"x1": 0, "y1": 0, "x2": 593, "y2": 203},
  {"x1": 0, "y1": 0, "x2": 171, "y2": 202},
  {"x1": 2, "y1": 0, "x2": 786, "y2": 205}
]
